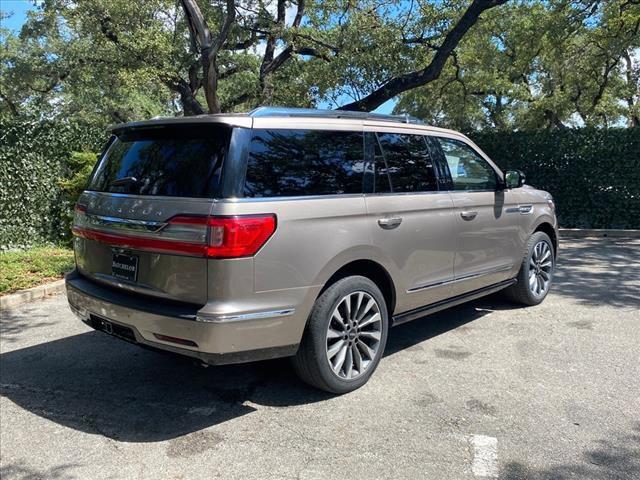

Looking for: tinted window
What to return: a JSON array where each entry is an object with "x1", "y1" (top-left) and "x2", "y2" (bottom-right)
[
  {"x1": 244, "y1": 129, "x2": 365, "y2": 197},
  {"x1": 376, "y1": 132, "x2": 438, "y2": 193},
  {"x1": 437, "y1": 138, "x2": 497, "y2": 191},
  {"x1": 89, "y1": 126, "x2": 231, "y2": 198},
  {"x1": 373, "y1": 135, "x2": 391, "y2": 193}
]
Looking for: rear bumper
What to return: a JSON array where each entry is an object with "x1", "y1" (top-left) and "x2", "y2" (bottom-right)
[{"x1": 65, "y1": 270, "x2": 303, "y2": 365}]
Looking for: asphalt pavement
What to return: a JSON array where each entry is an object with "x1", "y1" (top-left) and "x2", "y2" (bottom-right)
[{"x1": 1, "y1": 238, "x2": 639, "y2": 480}]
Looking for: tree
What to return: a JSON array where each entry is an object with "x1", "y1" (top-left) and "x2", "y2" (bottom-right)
[
  {"x1": 1, "y1": 0, "x2": 637, "y2": 128},
  {"x1": 336, "y1": 0, "x2": 508, "y2": 111},
  {"x1": 394, "y1": 0, "x2": 640, "y2": 130}
]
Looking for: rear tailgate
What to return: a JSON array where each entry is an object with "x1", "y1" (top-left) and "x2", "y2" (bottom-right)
[{"x1": 73, "y1": 124, "x2": 232, "y2": 306}]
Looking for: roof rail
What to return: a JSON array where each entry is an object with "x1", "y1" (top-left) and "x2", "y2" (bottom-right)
[{"x1": 248, "y1": 106, "x2": 424, "y2": 125}]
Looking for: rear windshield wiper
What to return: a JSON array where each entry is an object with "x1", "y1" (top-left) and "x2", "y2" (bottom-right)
[{"x1": 110, "y1": 176, "x2": 138, "y2": 187}]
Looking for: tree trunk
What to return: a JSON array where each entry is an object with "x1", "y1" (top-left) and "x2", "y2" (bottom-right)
[
  {"x1": 176, "y1": 80, "x2": 205, "y2": 116},
  {"x1": 180, "y1": 0, "x2": 235, "y2": 114},
  {"x1": 623, "y1": 50, "x2": 639, "y2": 128}
]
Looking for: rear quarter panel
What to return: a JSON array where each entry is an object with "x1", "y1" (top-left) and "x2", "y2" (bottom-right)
[{"x1": 210, "y1": 195, "x2": 374, "y2": 293}]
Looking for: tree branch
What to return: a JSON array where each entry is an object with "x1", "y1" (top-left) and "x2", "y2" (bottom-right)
[
  {"x1": 337, "y1": 0, "x2": 508, "y2": 111},
  {"x1": 622, "y1": 49, "x2": 639, "y2": 127},
  {"x1": 259, "y1": 0, "x2": 306, "y2": 101},
  {"x1": 222, "y1": 92, "x2": 251, "y2": 111},
  {"x1": 0, "y1": 89, "x2": 19, "y2": 117},
  {"x1": 180, "y1": 0, "x2": 236, "y2": 113},
  {"x1": 209, "y1": 0, "x2": 236, "y2": 61},
  {"x1": 162, "y1": 76, "x2": 205, "y2": 116}
]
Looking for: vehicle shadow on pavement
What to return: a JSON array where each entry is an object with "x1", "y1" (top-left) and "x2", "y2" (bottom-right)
[
  {"x1": 501, "y1": 422, "x2": 640, "y2": 480},
  {"x1": 384, "y1": 295, "x2": 518, "y2": 357},
  {"x1": 0, "y1": 297, "x2": 507, "y2": 443},
  {"x1": 552, "y1": 238, "x2": 640, "y2": 310}
]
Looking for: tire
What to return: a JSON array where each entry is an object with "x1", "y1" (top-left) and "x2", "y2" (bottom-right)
[
  {"x1": 292, "y1": 275, "x2": 389, "y2": 394},
  {"x1": 504, "y1": 231, "x2": 555, "y2": 306}
]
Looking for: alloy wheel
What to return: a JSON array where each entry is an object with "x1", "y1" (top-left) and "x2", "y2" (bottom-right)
[
  {"x1": 529, "y1": 241, "x2": 553, "y2": 296},
  {"x1": 325, "y1": 291, "x2": 382, "y2": 380}
]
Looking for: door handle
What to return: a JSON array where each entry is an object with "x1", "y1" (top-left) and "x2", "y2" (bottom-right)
[
  {"x1": 460, "y1": 210, "x2": 478, "y2": 220},
  {"x1": 378, "y1": 217, "x2": 403, "y2": 229}
]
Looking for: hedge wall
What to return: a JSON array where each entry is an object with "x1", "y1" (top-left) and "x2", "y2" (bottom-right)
[
  {"x1": 1, "y1": 122, "x2": 638, "y2": 250},
  {"x1": 0, "y1": 121, "x2": 105, "y2": 250},
  {"x1": 471, "y1": 128, "x2": 640, "y2": 229}
]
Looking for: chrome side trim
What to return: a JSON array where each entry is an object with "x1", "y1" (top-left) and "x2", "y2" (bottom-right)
[
  {"x1": 219, "y1": 194, "x2": 365, "y2": 203},
  {"x1": 196, "y1": 308, "x2": 295, "y2": 323},
  {"x1": 218, "y1": 190, "x2": 457, "y2": 203},
  {"x1": 519, "y1": 204, "x2": 534, "y2": 215},
  {"x1": 407, "y1": 264, "x2": 513, "y2": 293},
  {"x1": 83, "y1": 190, "x2": 217, "y2": 203},
  {"x1": 85, "y1": 213, "x2": 168, "y2": 233}
]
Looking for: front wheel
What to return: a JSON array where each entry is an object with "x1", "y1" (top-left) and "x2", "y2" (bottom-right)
[
  {"x1": 504, "y1": 231, "x2": 555, "y2": 306},
  {"x1": 292, "y1": 276, "x2": 389, "y2": 394}
]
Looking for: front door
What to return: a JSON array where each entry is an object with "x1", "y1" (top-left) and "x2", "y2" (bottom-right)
[{"x1": 434, "y1": 136, "x2": 523, "y2": 296}]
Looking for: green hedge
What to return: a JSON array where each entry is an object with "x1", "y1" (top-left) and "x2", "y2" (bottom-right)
[
  {"x1": 1, "y1": 122, "x2": 638, "y2": 250},
  {"x1": 471, "y1": 129, "x2": 640, "y2": 229},
  {"x1": 0, "y1": 121, "x2": 105, "y2": 250}
]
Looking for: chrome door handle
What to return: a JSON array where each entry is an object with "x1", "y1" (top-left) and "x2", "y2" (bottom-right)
[
  {"x1": 460, "y1": 210, "x2": 478, "y2": 220},
  {"x1": 378, "y1": 217, "x2": 403, "y2": 229}
]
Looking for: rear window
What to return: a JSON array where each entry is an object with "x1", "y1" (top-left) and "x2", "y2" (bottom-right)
[
  {"x1": 88, "y1": 125, "x2": 232, "y2": 198},
  {"x1": 244, "y1": 129, "x2": 365, "y2": 197}
]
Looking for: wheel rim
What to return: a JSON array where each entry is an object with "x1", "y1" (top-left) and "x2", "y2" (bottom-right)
[
  {"x1": 326, "y1": 291, "x2": 382, "y2": 380},
  {"x1": 529, "y1": 240, "x2": 553, "y2": 297}
]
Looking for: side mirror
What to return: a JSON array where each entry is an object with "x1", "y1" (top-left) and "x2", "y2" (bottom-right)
[{"x1": 505, "y1": 170, "x2": 526, "y2": 189}]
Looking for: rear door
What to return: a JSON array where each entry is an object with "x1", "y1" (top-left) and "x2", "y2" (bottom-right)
[
  {"x1": 433, "y1": 136, "x2": 522, "y2": 295},
  {"x1": 73, "y1": 123, "x2": 233, "y2": 305},
  {"x1": 364, "y1": 128, "x2": 456, "y2": 314}
]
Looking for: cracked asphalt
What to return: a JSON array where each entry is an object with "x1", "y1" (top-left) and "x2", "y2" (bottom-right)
[{"x1": 1, "y1": 238, "x2": 639, "y2": 480}]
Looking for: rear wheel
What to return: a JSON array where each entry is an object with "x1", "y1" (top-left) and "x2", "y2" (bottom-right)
[
  {"x1": 505, "y1": 231, "x2": 555, "y2": 306},
  {"x1": 292, "y1": 276, "x2": 389, "y2": 394}
]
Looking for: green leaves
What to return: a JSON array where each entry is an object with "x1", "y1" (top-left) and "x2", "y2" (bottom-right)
[
  {"x1": 58, "y1": 151, "x2": 99, "y2": 243},
  {"x1": 395, "y1": 0, "x2": 640, "y2": 130},
  {"x1": 0, "y1": 121, "x2": 104, "y2": 250}
]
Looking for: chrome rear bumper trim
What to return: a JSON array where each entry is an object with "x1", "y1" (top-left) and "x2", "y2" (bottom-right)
[{"x1": 196, "y1": 308, "x2": 295, "y2": 323}]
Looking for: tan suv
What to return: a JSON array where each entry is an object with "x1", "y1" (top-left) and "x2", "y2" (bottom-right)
[{"x1": 66, "y1": 107, "x2": 558, "y2": 393}]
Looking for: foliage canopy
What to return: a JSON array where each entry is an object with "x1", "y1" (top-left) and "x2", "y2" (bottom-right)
[{"x1": 1, "y1": 1, "x2": 637, "y2": 129}]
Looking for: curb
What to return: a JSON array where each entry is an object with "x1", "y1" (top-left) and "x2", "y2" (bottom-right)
[
  {"x1": 1, "y1": 279, "x2": 66, "y2": 310},
  {"x1": 559, "y1": 228, "x2": 640, "y2": 239}
]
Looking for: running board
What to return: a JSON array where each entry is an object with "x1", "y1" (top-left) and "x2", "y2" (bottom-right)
[{"x1": 392, "y1": 278, "x2": 517, "y2": 326}]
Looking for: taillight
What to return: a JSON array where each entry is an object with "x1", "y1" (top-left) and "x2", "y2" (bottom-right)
[
  {"x1": 164, "y1": 214, "x2": 277, "y2": 258},
  {"x1": 72, "y1": 214, "x2": 276, "y2": 259},
  {"x1": 205, "y1": 215, "x2": 277, "y2": 258},
  {"x1": 73, "y1": 203, "x2": 88, "y2": 230}
]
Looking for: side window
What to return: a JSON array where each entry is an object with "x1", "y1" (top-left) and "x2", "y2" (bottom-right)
[
  {"x1": 376, "y1": 132, "x2": 438, "y2": 193},
  {"x1": 244, "y1": 129, "x2": 365, "y2": 197},
  {"x1": 437, "y1": 138, "x2": 497, "y2": 191}
]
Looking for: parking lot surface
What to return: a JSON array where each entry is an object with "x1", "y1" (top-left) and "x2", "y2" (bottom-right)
[{"x1": 1, "y1": 238, "x2": 639, "y2": 480}]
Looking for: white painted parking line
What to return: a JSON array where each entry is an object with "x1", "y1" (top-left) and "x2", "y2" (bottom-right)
[{"x1": 469, "y1": 434, "x2": 498, "y2": 478}]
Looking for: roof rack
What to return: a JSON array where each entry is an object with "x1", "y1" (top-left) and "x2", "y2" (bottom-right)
[{"x1": 248, "y1": 106, "x2": 424, "y2": 125}]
